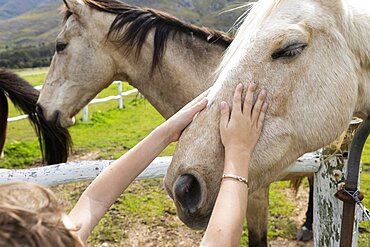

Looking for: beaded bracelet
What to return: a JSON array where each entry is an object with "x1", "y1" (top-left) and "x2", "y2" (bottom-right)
[{"x1": 222, "y1": 174, "x2": 249, "y2": 188}]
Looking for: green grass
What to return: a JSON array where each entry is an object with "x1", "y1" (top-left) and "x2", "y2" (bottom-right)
[{"x1": 2, "y1": 141, "x2": 41, "y2": 168}]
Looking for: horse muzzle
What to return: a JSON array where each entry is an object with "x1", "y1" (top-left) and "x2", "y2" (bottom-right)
[
  {"x1": 171, "y1": 173, "x2": 212, "y2": 229},
  {"x1": 36, "y1": 104, "x2": 75, "y2": 128}
]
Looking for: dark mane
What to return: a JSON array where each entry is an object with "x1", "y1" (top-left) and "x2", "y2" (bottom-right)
[
  {"x1": 74, "y1": 0, "x2": 233, "y2": 72},
  {"x1": 0, "y1": 70, "x2": 72, "y2": 165}
]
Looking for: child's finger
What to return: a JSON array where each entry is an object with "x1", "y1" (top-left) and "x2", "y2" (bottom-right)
[
  {"x1": 257, "y1": 102, "x2": 268, "y2": 129},
  {"x1": 231, "y1": 83, "x2": 243, "y2": 116},
  {"x1": 220, "y1": 101, "x2": 230, "y2": 129},
  {"x1": 252, "y1": 89, "x2": 267, "y2": 121},
  {"x1": 243, "y1": 82, "x2": 257, "y2": 114},
  {"x1": 187, "y1": 87, "x2": 212, "y2": 107},
  {"x1": 190, "y1": 97, "x2": 208, "y2": 113}
]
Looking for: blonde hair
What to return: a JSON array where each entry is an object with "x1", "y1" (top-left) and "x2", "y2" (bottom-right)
[{"x1": 0, "y1": 182, "x2": 83, "y2": 247}]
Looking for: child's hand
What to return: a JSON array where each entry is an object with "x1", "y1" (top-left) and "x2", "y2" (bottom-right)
[
  {"x1": 220, "y1": 83, "x2": 268, "y2": 157},
  {"x1": 163, "y1": 88, "x2": 210, "y2": 142}
]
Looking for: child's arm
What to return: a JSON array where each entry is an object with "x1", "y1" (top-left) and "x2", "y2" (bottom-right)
[
  {"x1": 69, "y1": 90, "x2": 209, "y2": 242},
  {"x1": 201, "y1": 83, "x2": 268, "y2": 246}
]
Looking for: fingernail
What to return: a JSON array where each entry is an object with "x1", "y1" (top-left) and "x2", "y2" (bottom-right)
[
  {"x1": 201, "y1": 98, "x2": 208, "y2": 104},
  {"x1": 249, "y1": 82, "x2": 257, "y2": 89},
  {"x1": 220, "y1": 101, "x2": 226, "y2": 109},
  {"x1": 260, "y1": 89, "x2": 267, "y2": 96}
]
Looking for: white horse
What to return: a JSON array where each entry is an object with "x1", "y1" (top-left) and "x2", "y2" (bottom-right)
[{"x1": 165, "y1": 1, "x2": 370, "y2": 245}]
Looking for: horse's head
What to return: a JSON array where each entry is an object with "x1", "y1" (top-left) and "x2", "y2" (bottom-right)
[
  {"x1": 38, "y1": 0, "x2": 234, "y2": 127},
  {"x1": 37, "y1": 0, "x2": 118, "y2": 127},
  {"x1": 165, "y1": 0, "x2": 368, "y2": 229}
]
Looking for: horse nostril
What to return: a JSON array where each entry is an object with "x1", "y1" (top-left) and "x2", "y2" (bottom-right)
[{"x1": 174, "y1": 174, "x2": 202, "y2": 215}]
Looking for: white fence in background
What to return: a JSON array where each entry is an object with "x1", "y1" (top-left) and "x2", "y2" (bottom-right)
[{"x1": 7, "y1": 81, "x2": 138, "y2": 123}]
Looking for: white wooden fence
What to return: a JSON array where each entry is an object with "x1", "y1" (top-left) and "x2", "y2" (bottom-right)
[
  {"x1": 0, "y1": 153, "x2": 321, "y2": 186},
  {"x1": 7, "y1": 81, "x2": 138, "y2": 123}
]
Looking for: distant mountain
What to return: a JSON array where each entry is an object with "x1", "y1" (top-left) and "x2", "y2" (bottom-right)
[
  {"x1": 0, "y1": 0, "x2": 61, "y2": 46},
  {"x1": 0, "y1": 0, "x2": 47, "y2": 20},
  {"x1": 0, "y1": 0, "x2": 246, "y2": 68},
  {"x1": 0, "y1": 0, "x2": 244, "y2": 47}
]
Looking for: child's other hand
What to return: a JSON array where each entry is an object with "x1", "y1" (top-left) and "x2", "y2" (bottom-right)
[{"x1": 220, "y1": 83, "x2": 268, "y2": 157}]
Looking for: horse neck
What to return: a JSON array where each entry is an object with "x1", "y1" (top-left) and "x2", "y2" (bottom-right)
[
  {"x1": 112, "y1": 31, "x2": 226, "y2": 119},
  {"x1": 343, "y1": 1, "x2": 370, "y2": 117}
]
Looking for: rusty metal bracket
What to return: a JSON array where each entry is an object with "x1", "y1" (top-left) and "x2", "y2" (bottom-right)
[
  {"x1": 336, "y1": 188, "x2": 370, "y2": 222},
  {"x1": 335, "y1": 188, "x2": 364, "y2": 203},
  {"x1": 339, "y1": 117, "x2": 370, "y2": 247}
]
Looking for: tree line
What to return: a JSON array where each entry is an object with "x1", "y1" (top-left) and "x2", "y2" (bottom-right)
[{"x1": 0, "y1": 43, "x2": 54, "y2": 69}]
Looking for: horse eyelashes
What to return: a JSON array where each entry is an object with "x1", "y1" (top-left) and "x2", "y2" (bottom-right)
[
  {"x1": 56, "y1": 43, "x2": 68, "y2": 54},
  {"x1": 271, "y1": 43, "x2": 307, "y2": 60}
]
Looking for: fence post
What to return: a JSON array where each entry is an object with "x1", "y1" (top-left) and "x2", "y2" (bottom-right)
[
  {"x1": 313, "y1": 122, "x2": 361, "y2": 247},
  {"x1": 118, "y1": 81, "x2": 123, "y2": 109},
  {"x1": 82, "y1": 106, "x2": 89, "y2": 122}
]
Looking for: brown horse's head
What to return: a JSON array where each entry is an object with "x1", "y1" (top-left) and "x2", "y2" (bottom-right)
[
  {"x1": 165, "y1": 0, "x2": 370, "y2": 229},
  {"x1": 37, "y1": 0, "x2": 232, "y2": 128},
  {"x1": 37, "y1": 0, "x2": 118, "y2": 128}
]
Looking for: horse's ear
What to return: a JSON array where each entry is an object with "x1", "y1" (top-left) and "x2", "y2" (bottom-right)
[{"x1": 63, "y1": 0, "x2": 84, "y2": 14}]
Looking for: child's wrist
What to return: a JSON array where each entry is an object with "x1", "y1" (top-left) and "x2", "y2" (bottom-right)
[
  {"x1": 223, "y1": 152, "x2": 251, "y2": 178},
  {"x1": 155, "y1": 124, "x2": 174, "y2": 145},
  {"x1": 224, "y1": 146, "x2": 252, "y2": 158},
  {"x1": 224, "y1": 161, "x2": 249, "y2": 178}
]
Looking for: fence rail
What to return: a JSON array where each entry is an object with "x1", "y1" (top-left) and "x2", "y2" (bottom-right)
[
  {"x1": 0, "y1": 153, "x2": 321, "y2": 186},
  {"x1": 7, "y1": 81, "x2": 137, "y2": 123}
]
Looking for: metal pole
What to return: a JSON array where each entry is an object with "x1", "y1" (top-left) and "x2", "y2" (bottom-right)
[{"x1": 340, "y1": 118, "x2": 370, "y2": 247}]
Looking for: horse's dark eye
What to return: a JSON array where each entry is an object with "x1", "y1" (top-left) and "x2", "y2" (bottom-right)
[
  {"x1": 56, "y1": 43, "x2": 68, "y2": 53},
  {"x1": 272, "y1": 43, "x2": 307, "y2": 60}
]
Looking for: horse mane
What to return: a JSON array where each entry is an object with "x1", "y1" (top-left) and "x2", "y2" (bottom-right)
[
  {"x1": 67, "y1": 0, "x2": 233, "y2": 72},
  {"x1": 0, "y1": 70, "x2": 72, "y2": 165}
]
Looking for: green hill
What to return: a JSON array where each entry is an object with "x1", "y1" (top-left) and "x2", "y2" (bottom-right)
[
  {"x1": 0, "y1": 0, "x2": 61, "y2": 47},
  {"x1": 0, "y1": 0, "x2": 49, "y2": 20},
  {"x1": 0, "y1": 0, "x2": 243, "y2": 47},
  {"x1": 0, "y1": 0, "x2": 245, "y2": 68}
]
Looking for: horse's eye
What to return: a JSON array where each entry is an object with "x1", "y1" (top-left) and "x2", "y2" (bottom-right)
[
  {"x1": 56, "y1": 43, "x2": 68, "y2": 54},
  {"x1": 271, "y1": 43, "x2": 307, "y2": 60}
]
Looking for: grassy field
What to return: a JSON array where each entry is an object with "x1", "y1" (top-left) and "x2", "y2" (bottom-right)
[{"x1": 1, "y1": 69, "x2": 370, "y2": 246}]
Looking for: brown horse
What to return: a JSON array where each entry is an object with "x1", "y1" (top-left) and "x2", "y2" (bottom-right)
[{"x1": 0, "y1": 70, "x2": 72, "y2": 165}]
